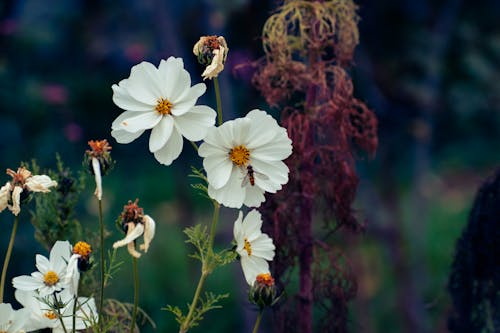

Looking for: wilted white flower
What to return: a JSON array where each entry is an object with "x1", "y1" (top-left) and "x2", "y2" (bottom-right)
[
  {"x1": 84, "y1": 140, "x2": 113, "y2": 201},
  {"x1": 199, "y1": 109, "x2": 293, "y2": 208},
  {"x1": 233, "y1": 210, "x2": 275, "y2": 285},
  {"x1": 113, "y1": 200, "x2": 156, "y2": 258},
  {"x1": 0, "y1": 303, "x2": 29, "y2": 333},
  {"x1": 1, "y1": 167, "x2": 57, "y2": 216},
  {"x1": 15, "y1": 289, "x2": 97, "y2": 333},
  {"x1": 111, "y1": 57, "x2": 217, "y2": 165},
  {"x1": 193, "y1": 35, "x2": 229, "y2": 80},
  {"x1": 12, "y1": 241, "x2": 73, "y2": 297}
]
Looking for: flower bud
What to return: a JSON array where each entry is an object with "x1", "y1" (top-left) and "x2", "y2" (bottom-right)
[{"x1": 248, "y1": 273, "x2": 278, "y2": 310}]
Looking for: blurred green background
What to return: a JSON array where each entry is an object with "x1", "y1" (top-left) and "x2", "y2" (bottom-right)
[{"x1": 1, "y1": 0, "x2": 499, "y2": 332}]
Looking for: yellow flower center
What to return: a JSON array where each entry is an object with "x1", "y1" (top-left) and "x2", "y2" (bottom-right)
[
  {"x1": 73, "y1": 241, "x2": 92, "y2": 258},
  {"x1": 155, "y1": 98, "x2": 173, "y2": 115},
  {"x1": 229, "y1": 145, "x2": 250, "y2": 166},
  {"x1": 44, "y1": 311, "x2": 57, "y2": 320},
  {"x1": 256, "y1": 273, "x2": 275, "y2": 286},
  {"x1": 243, "y1": 237, "x2": 252, "y2": 256},
  {"x1": 43, "y1": 270, "x2": 59, "y2": 286}
]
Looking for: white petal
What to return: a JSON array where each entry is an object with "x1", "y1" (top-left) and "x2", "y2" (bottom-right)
[
  {"x1": 113, "y1": 223, "x2": 145, "y2": 249},
  {"x1": 139, "y1": 215, "x2": 156, "y2": 253},
  {"x1": 127, "y1": 242, "x2": 142, "y2": 258},
  {"x1": 112, "y1": 82, "x2": 153, "y2": 112},
  {"x1": 241, "y1": 210, "x2": 263, "y2": 240},
  {"x1": 153, "y1": 127, "x2": 183, "y2": 165},
  {"x1": 35, "y1": 254, "x2": 50, "y2": 274},
  {"x1": 9, "y1": 186, "x2": 22, "y2": 216},
  {"x1": 233, "y1": 211, "x2": 244, "y2": 242},
  {"x1": 149, "y1": 116, "x2": 174, "y2": 152},
  {"x1": 174, "y1": 105, "x2": 217, "y2": 141},
  {"x1": 92, "y1": 157, "x2": 102, "y2": 200},
  {"x1": 250, "y1": 133, "x2": 292, "y2": 161},
  {"x1": 120, "y1": 112, "x2": 162, "y2": 133},
  {"x1": 64, "y1": 254, "x2": 81, "y2": 296},
  {"x1": 251, "y1": 235, "x2": 275, "y2": 260},
  {"x1": 122, "y1": 62, "x2": 161, "y2": 105},
  {"x1": 243, "y1": 185, "x2": 266, "y2": 207},
  {"x1": 111, "y1": 128, "x2": 145, "y2": 144},
  {"x1": 207, "y1": 172, "x2": 245, "y2": 208},
  {"x1": 158, "y1": 57, "x2": 186, "y2": 98},
  {"x1": 251, "y1": 159, "x2": 289, "y2": 186},
  {"x1": 25, "y1": 175, "x2": 57, "y2": 192},
  {"x1": 12, "y1": 275, "x2": 42, "y2": 291},
  {"x1": 245, "y1": 109, "x2": 284, "y2": 149},
  {"x1": 203, "y1": 155, "x2": 233, "y2": 190},
  {"x1": 50, "y1": 240, "x2": 72, "y2": 274},
  {"x1": 240, "y1": 256, "x2": 269, "y2": 286},
  {"x1": 9, "y1": 307, "x2": 29, "y2": 332},
  {"x1": 197, "y1": 142, "x2": 227, "y2": 158},
  {"x1": 132, "y1": 61, "x2": 164, "y2": 98},
  {"x1": 171, "y1": 83, "x2": 206, "y2": 116},
  {"x1": 0, "y1": 303, "x2": 14, "y2": 324}
]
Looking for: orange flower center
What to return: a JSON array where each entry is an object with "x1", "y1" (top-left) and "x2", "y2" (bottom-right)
[
  {"x1": 43, "y1": 271, "x2": 59, "y2": 286},
  {"x1": 87, "y1": 139, "x2": 112, "y2": 156},
  {"x1": 155, "y1": 98, "x2": 173, "y2": 115},
  {"x1": 73, "y1": 241, "x2": 92, "y2": 258},
  {"x1": 256, "y1": 273, "x2": 275, "y2": 286},
  {"x1": 243, "y1": 237, "x2": 252, "y2": 256},
  {"x1": 44, "y1": 311, "x2": 57, "y2": 320},
  {"x1": 229, "y1": 145, "x2": 250, "y2": 166}
]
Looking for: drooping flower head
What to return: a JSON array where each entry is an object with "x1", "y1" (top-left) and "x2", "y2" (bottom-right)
[
  {"x1": 111, "y1": 57, "x2": 217, "y2": 165},
  {"x1": 233, "y1": 210, "x2": 275, "y2": 285},
  {"x1": 199, "y1": 109, "x2": 293, "y2": 208},
  {"x1": 0, "y1": 303, "x2": 29, "y2": 333},
  {"x1": 72, "y1": 241, "x2": 93, "y2": 272},
  {"x1": 193, "y1": 35, "x2": 229, "y2": 80},
  {"x1": 0, "y1": 167, "x2": 57, "y2": 216},
  {"x1": 113, "y1": 199, "x2": 156, "y2": 258},
  {"x1": 12, "y1": 241, "x2": 73, "y2": 297},
  {"x1": 84, "y1": 139, "x2": 114, "y2": 200}
]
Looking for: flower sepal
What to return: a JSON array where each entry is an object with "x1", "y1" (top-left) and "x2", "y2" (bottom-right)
[{"x1": 248, "y1": 273, "x2": 281, "y2": 310}]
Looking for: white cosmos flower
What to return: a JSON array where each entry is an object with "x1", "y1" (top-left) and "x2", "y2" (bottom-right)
[
  {"x1": 111, "y1": 57, "x2": 217, "y2": 165},
  {"x1": 233, "y1": 210, "x2": 275, "y2": 285},
  {"x1": 113, "y1": 215, "x2": 156, "y2": 258},
  {"x1": 12, "y1": 241, "x2": 73, "y2": 297},
  {"x1": 15, "y1": 289, "x2": 97, "y2": 333},
  {"x1": 199, "y1": 109, "x2": 293, "y2": 208},
  {"x1": 0, "y1": 303, "x2": 29, "y2": 333}
]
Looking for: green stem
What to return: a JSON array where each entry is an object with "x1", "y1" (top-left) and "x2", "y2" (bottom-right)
[
  {"x1": 130, "y1": 257, "x2": 139, "y2": 333},
  {"x1": 0, "y1": 215, "x2": 19, "y2": 303},
  {"x1": 252, "y1": 311, "x2": 263, "y2": 333},
  {"x1": 72, "y1": 295, "x2": 77, "y2": 333},
  {"x1": 98, "y1": 199, "x2": 105, "y2": 329},
  {"x1": 179, "y1": 202, "x2": 220, "y2": 333},
  {"x1": 189, "y1": 141, "x2": 199, "y2": 152},
  {"x1": 55, "y1": 293, "x2": 69, "y2": 333},
  {"x1": 214, "y1": 77, "x2": 223, "y2": 125}
]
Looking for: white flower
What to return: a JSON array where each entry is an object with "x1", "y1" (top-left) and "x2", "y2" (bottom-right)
[
  {"x1": 15, "y1": 289, "x2": 97, "y2": 333},
  {"x1": 91, "y1": 157, "x2": 102, "y2": 200},
  {"x1": 199, "y1": 109, "x2": 293, "y2": 208},
  {"x1": 233, "y1": 210, "x2": 275, "y2": 285},
  {"x1": 12, "y1": 241, "x2": 73, "y2": 297},
  {"x1": 113, "y1": 215, "x2": 156, "y2": 258},
  {"x1": 111, "y1": 57, "x2": 217, "y2": 165},
  {"x1": 193, "y1": 35, "x2": 229, "y2": 80},
  {"x1": 2, "y1": 167, "x2": 57, "y2": 216},
  {"x1": 0, "y1": 303, "x2": 29, "y2": 333}
]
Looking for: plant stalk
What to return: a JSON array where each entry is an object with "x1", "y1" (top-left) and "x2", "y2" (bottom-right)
[
  {"x1": 214, "y1": 77, "x2": 223, "y2": 125},
  {"x1": 0, "y1": 215, "x2": 19, "y2": 303},
  {"x1": 130, "y1": 257, "x2": 139, "y2": 333},
  {"x1": 98, "y1": 199, "x2": 105, "y2": 328},
  {"x1": 252, "y1": 311, "x2": 263, "y2": 333}
]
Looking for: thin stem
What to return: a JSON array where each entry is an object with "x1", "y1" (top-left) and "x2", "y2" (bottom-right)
[
  {"x1": 72, "y1": 295, "x2": 77, "y2": 333},
  {"x1": 0, "y1": 215, "x2": 19, "y2": 303},
  {"x1": 252, "y1": 311, "x2": 263, "y2": 333},
  {"x1": 213, "y1": 77, "x2": 223, "y2": 125},
  {"x1": 98, "y1": 199, "x2": 105, "y2": 328},
  {"x1": 189, "y1": 140, "x2": 199, "y2": 152},
  {"x1": 55, "y1": 294, "x2": 69, "y2": 333},
  {"x1": 179, "y1": 202, "x2": 220, "y2": 333},
  {"x1": 179, "y1": 271, "x2": 208, "y2": 333},
  {"x1": 130, "y1": 257, "x2": 139, "y2": 333}
]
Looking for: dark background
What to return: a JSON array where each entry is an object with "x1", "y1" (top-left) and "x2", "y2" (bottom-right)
[{"x1": 0, "y1": 0, "x2": 499, "y2": 332}]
